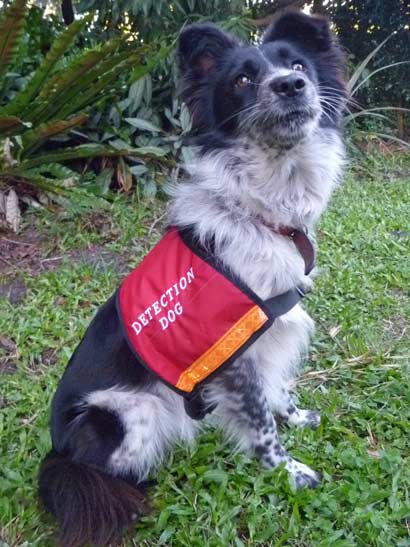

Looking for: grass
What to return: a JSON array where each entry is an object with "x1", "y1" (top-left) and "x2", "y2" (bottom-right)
[{"x1": 0, "y1": 151, "x2": 409, "y2": 547}]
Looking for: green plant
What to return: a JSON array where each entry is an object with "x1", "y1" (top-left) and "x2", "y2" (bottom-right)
[
  {"x1": 1, "y1": 151, "x2": 410, "y2": 546},
  {"x1": 343, "y1": 35, "x2": 410, "y2": 148},
  {"x1": 0, "y1": 0, "x2": 168, "y2": 213}
]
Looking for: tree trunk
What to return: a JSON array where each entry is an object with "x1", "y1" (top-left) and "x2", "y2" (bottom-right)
[{"x1": 61, "y1": 0, "x2": 74, "y2": 25}]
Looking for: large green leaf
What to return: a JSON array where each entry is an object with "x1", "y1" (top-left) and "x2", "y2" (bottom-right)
[
  {"x1": 27, "y1": 40, "x2": 121, "y2": 124},
  {"x1": 56, "y1": 53, "x2": 146, "y2": 118},
  {"x1": 55, "y1": 49, "x2": 146, "y2": 118},
  {"x1": 5, "y1": 16, "x2": 90, "y2": 115},
  {"x1": 21, "y1": 113, "x2": 89, "y2": 154},
  {"x1": 0, "y1": 0, "x2": 28, "y2": 80},
  {"x1": 20, "y1": 144, "x2": 149, "y2": 168},
  {"x1": 125, "y1": 117, "x2": 162, "y2": 132},
  {"x1": 0, "y1": 115, "x2": 30, "y2": 137}
]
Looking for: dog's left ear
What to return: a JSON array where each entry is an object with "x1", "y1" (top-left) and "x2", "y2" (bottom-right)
[
  {"x1": 263, "y1": 12, "x2": 333, "y2": 52},
  {"x1": 178, "y1": 23, "x2": 238, "y2": 77}
]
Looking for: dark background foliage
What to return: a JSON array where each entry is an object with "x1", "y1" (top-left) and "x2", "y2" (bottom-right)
[
  {"x1": 0, "y1": 0, "x2": 408, "y2": 217},
  {"x1": 71, "y1": 0, "x2": 410, "y2": 136}
]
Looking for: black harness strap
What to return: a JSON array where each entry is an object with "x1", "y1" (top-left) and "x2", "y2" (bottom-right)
[
  {"x1": 180, "y1": 225, "x2": 314, "y2": 420},
  {"x1": 184, "y1": 286, "x2": 307, "y2": 420}
]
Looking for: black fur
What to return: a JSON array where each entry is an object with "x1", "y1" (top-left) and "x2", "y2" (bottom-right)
[
  {"x1": 39, "y1": 295, "x2": 152, "y2": 546},
  {"x1": 39, "y1": 452, "x2": 146, "y2": 547}
]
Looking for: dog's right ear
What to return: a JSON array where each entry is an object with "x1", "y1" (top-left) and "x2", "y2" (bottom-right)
[{"x1": 177, "y1": 23, "x2": 238, "y2": 77}]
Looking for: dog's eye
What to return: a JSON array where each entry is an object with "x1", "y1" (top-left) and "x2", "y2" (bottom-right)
[
  {"x1": 292, "y1": 62, "x2": 305, "y2": 72},
  {"x1": 235, "y1": 75, "x2": 252, "y2": 88}
]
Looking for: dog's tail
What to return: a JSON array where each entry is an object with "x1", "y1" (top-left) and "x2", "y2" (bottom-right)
[{"x1": 38, "y1": 451, "x2": 146, "y2": 547}]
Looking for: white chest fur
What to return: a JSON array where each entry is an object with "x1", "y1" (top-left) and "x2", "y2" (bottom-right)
[{"x1": 170, "y1": 128, "x2": 344, "y2": 299}]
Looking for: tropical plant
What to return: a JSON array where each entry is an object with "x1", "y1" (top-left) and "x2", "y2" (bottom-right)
[
  {"x1": 343, "y1": 35, "x2": 410, "y2": 149},
  {"x1": 0, "y1": 0, "x2": 169, "y2": 230}
]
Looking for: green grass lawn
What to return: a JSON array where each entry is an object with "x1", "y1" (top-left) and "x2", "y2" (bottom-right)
[{"x1": 1, "y1": 152, "x2": 409, "y2": 547}]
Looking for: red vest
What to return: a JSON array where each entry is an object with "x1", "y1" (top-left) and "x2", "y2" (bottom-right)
[{"x1": 117, "y1": 227, "x2": 305, "y2": 399}]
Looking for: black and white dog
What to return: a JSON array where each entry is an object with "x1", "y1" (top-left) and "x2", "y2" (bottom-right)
[{"x1": 39, "y1": 12, "x2": 347, "y2": 547}]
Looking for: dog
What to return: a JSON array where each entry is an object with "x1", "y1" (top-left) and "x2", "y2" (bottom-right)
[{"x1": 38, "y1": 11, "x2": 347, "y2": 547}]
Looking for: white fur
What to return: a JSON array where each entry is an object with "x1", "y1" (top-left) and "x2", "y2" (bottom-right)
[{"x1": 87, "y1": 384, "x2": 198, "y2": 479}]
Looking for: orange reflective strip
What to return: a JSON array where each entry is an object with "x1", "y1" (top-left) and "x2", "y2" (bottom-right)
[{"x1": 176, "y1": 305, "x2": 268, "y2": 392}]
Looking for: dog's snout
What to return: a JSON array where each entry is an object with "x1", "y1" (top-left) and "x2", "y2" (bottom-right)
[{"x1": 270, "y1": 75, "x2": 306, "y2": 98}]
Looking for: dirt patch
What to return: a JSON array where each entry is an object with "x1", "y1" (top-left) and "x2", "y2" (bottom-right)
[
  {"x1": 383, "y1": 314, "x2": 408, "y2": 341},
  {"x1": 79, "y1": 210, "x2": 121, "y2": 241},
  {"x1": 0, "y1": 358, "x2": 17, "y2": 374},
  {"x1": 390, "y1": 288, "x2": 409, "y2": 304},
  {"x1": 28, "y1": 348, "x2": 60, "y2": 372},
  {"x1": 0, "y1": 228, "x2": 58, "y2": 277},
  {"x1": 69, "y1": 245, "x2": 130, "y2": 276},
  {"x1": 0, "y1": 278, "x2": 27, "y2": 304},
  {"x1": 41, "y1": 348, "x2": 59, "y2": 366},
  {"x1": 0, "y1": 229, "x2": 132, "y2": 304},
  {"x1": 0, "y1": 335, "x2": 17, "y2": 375}
]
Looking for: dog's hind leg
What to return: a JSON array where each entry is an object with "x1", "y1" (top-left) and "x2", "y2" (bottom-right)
[
  {"x1": 86, "y1": 383, "x2": 198, "y2": 480},
  {"x1": 40, "y1": 383, "x2": 197, "y2": 547},
  {"x1": 205, "y1": 357, "x2": 320, "y2": 489}
]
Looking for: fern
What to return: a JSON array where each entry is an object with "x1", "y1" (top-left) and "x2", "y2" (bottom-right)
[
  {"x1": 58, "y1": 53, "x2": 146, "y2": 117},
  {"x1": 20, "y1": 144, "x2": 147, "y2": 169},
  {"x1": 0, "y1": 2, "x2": 167, "y2": 203},
  {"x1": 0, "y1": 115, "x2": 30, "y2": 137},
  {"x1": 4, "y1": 16, "x2": 91, "y2": 116},
  {"x1": 27, "y1": 40, "x2": 121, "y2": 124},
  {"x1": 0, "y1": 0, "x2": 28, "y2": 80},
  {"x1": 21, "y1": 113, "x2": 89, "y2": 154}
]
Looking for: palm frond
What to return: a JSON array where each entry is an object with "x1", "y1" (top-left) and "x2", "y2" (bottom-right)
[
  {"x1": 27, "y1": 40, "x2": 121, "y2": 124},
  {"x1": 0, "y1": 115, "x2": 30, "y2": 137},
  {"x1": 5, "y1": 16, "x2": 91, "y2": 116},
  {"x1": 0, "y1": 0, "x2": 28, "y2": 80},
  {"x1": 20, "y1": 144, "x2": 147, "y2": 168},
  {"x1": 347, "y1": 34, "x2": 393, "y2": 94},
  {"x1": 21, "y1": 113, "x2": 89, "y2": 155},
  {"x1": 57, "y1": 53, "x2": 147, "y2": 118}
]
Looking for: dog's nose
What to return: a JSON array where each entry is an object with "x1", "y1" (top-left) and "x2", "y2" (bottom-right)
[{"x1": 270, "y1": 75, "x2": 306, "y2": 98}]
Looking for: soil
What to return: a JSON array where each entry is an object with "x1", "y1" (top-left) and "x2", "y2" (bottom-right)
[{"x1": 0, "y1": 227, "x2": 131, "y2": 305}]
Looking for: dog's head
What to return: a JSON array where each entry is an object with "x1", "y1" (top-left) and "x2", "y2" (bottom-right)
[{"x1": 178, "y1": 12, "x2": 347, "y2": 147}]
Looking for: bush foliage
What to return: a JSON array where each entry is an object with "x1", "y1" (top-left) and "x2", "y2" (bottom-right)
[{"x1": 0, "y1": 0, "x2": 408, "y2": 218}]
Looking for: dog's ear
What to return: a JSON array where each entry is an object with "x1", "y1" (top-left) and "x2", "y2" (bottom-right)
[
  {"x1": 178, "y1": 23, "x2": 238, "y2": 77},
  {"x1": 263, "y1": 12, "x2": 333, "y2": 52}
]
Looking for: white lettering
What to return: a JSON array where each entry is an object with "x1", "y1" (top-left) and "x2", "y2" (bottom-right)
[
  {"x1": 187, "y1": 267, "x2": 194, "y2": 284},
  {"x1": 130, "y1": 268, "x2": 194, "y2": 335},
  {"x1": 138, "y1": 313, "x2": 148, "y2": 327},
  {"x1": 159, "y1": 317, "x2": 168, "y2": 330},
  {"x1": 145, "y1": 306, "x2": 153, "y2": 320}
]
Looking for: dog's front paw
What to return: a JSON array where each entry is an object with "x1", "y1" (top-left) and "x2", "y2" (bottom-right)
[
  {"x1": 286, "y1": 459, "x2": 320, "y2": 489},
  {"x1": 287, "y1": 408, "x2": 321, "y2": 430}
]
